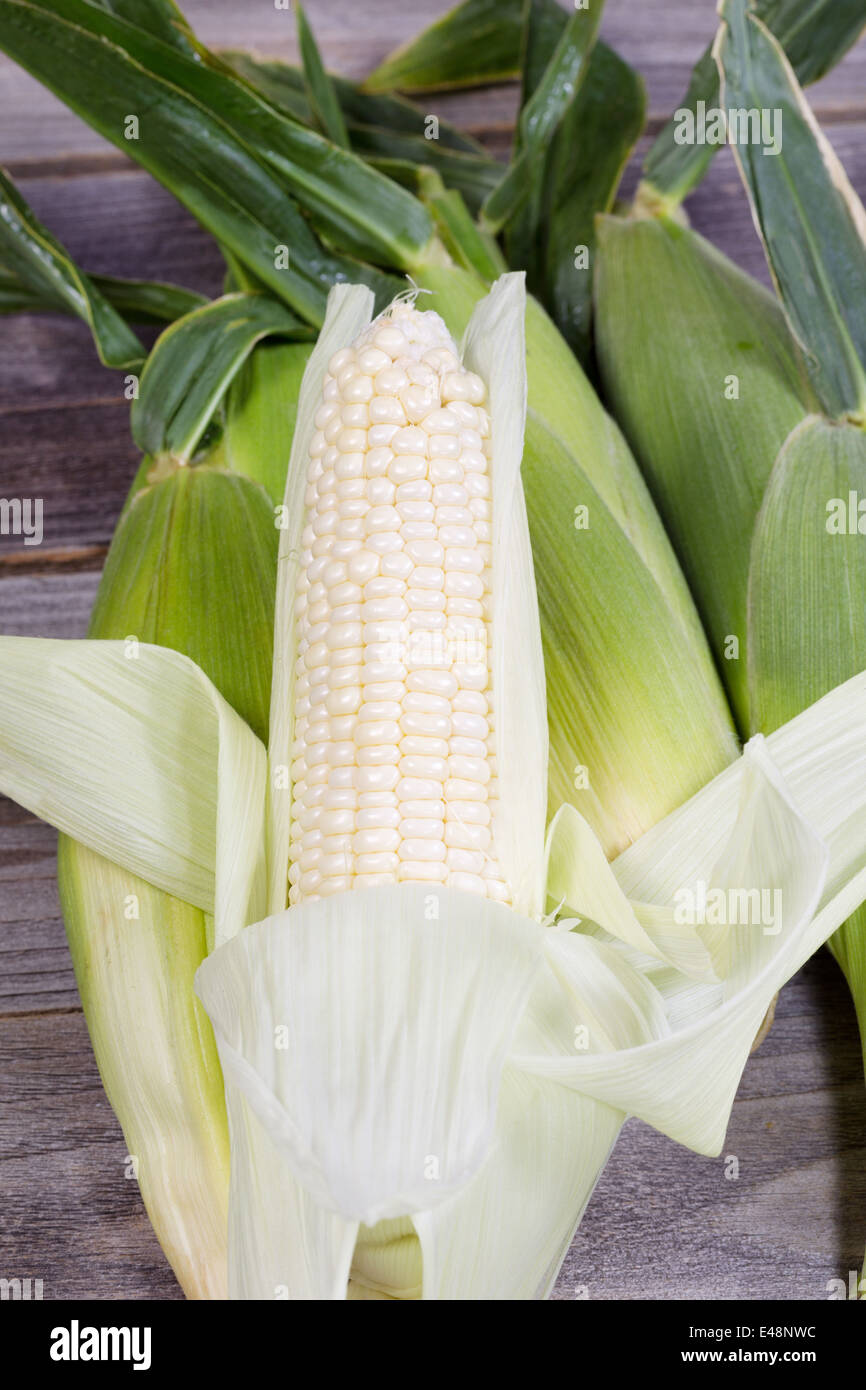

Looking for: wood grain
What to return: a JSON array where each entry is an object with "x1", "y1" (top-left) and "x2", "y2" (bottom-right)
[{"x1": 1, "y1": 0, "x2": 865, "y2": 1303}]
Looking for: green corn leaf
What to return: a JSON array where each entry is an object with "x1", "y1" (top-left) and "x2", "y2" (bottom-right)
[
  {"x1": 131, "y1": 293, "x2": 311, "y2": 463},
  {"x1": 221, "y1": 51, "x2": 485, "y2": 154},
  {"x1": 220, "y1": 51, "x2": 499, "y2": 215},
  {"x1": 38, "y1": 0, "x2": 438, "y2": 272},
  {"x1": 85, "y1": 0, "x2": 197, "y2": 53},
  {"x1": 365, "y1": 0, "x2": 524, "y2": 93},
  {"x1": 417, "y1": 169, "x2": 506, "y2": 281},
  {"x1": 0, "y1": 264, "x2": 205, "y2": 323},
  {"x1": 716, "y1": 0, "x2": 866, "y2": 422},
  {"x1": 88, "y1": 274, "x2": 207, "y2": 324},
  {"x1": 295, "y1": 3, "x2": 350, "y2": 149},
  {"x1": 0, "y1": 165, "x2": 145, "y2": 368},
  {"x1": 481, "y1": 2, "x2": 605, "y2": 235},
  {"x1": 644, "y1": 0, "x2": 866, "y2": 206},
  {"x1": 505, "y1": 27, "x2": 645, "y2": 365},
  {"x1": 0, "y1": 1, "x2": 405, "y2": 324}
]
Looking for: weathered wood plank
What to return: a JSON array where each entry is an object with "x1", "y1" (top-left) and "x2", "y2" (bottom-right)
[{"x1": 0, "y1": 1011, "x2": 184, "y2": 1299}]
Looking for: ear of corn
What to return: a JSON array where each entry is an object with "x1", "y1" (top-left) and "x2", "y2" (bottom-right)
[
  {"x1": 49, "y1": 283, "x2": 308, "y2": 1295},
  {"x1": 594, "y1": 211, "x2": 813, "y2": 734}
]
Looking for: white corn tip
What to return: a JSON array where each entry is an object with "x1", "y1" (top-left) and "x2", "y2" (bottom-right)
[{"x1": 289, "y1": 299, "x2": 510, "y2": 907}]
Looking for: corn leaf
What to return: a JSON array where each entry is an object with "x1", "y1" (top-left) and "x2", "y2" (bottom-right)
[
  {"x1": 295, "y1": 2, "x2": 349, "y2": 149},
  {"x1": 716, "y1": 0, "x2": 866, "y2": 422},
  {"x1": 481, "y1": 2, "x2": 605, "y2": 235},
  {"x1": 365, "y1": 0, "x2": 524, "y2": 93},
  {"x1": 40, "y1": 0, "x2": 438, "y2": 272},
  {"x1": 131, "y1": 292, "x2": 311, "y2": 462},
  {"x1": 221, "y1": 51, "x2": 486, "y2": 155},
  {"x1": 0, "y1": 165, "x2": 145, "y2": 368},
  {"x1": 0, "y1": 638, "x2": 267, "y2": 944},
  {"x1": 505, "y1": 25, "x2": 645, "y2": 365},
  {"x1": 220, "y1": 52, "x2": 500, "y2": 216},
  {"x1": 0, "y1": 267, "x2": 204, "y2": 323},
  {"x1": 0, "y1": 1, "x2": 402, "y2": 324},
  {"x1": 57, "y1": 838, "x2": 230, "y2": 1299},
  {"x1": 418, "y1": 169, "x2": 506, "y2": 283},
  {"x1": 644, "y1": 0, "x2": 866, "y2": 206}
]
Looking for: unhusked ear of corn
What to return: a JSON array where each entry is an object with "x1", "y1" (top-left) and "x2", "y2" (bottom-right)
[
  {"x1": 289, "y1": 300, "x2": 509, "y2": 906},
  {"x1": 593, "y1": 210, "x2": 814, "y2": 735},
  {"x1": 54, "y1": 333, "x2": 309, "y2": 1297}
]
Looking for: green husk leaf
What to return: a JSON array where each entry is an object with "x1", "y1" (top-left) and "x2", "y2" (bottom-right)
[
  {"x1": 594, "y1": 212, "x2": 812, "y2": 733},
  {"x1": 481, "y1": 2, "x2": 604, "y2": 235},
  {"x1": 0, "y1": 165, "x2": 145, "y2": 368},
  {"x1": 716, "y1": 0, "x2": 866, "y2": 422},
  {"x1": 131, "y1": 293, "x2": 311, "y2": 462},
  {"x1": 748, "y1": 416, "x2": 866, "y2": 731},
  {"x1": 0, "y1": 1, "x2": 403, "y2": 323},
  {"x1": 295, "y1": 3, "x2": 349, "y2": 149},
  {"x1": 221, "y1": 339, "x2": 314, "y2": 504},
  {"x1": 365, "y1": 0, "x2": 524, "y2": 93},
  {"x1": 89, "y1": 466, "x2": 280, "y2": 744},
  {"x1": 643, "y1": 0, "x2": 866, "y2": 206}
]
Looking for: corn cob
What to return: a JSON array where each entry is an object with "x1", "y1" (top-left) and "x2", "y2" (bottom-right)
[{"x1": 289, "y1": 299, "x2": 508, "y2": 906}]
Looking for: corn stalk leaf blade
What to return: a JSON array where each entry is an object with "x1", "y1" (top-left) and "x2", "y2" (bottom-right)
[
  {"x1": 506, "y1": 33, "x2": 645, "y2": 365},
  {"x1": 644, "y1": 0, "x2": 866, "y2": 206},
  {"x1": 131, "y1": 292, "x2": 311, "y2": 462},
  {"x1": 365, "y1": 0, "x2": 525, "y2": 93},
  {"x1": 716, "y1": 0, "x2": 866, "y2": 421},
  {"x1": 481, "y1": 2, "x2": 605, "y2": 234},
  {"x1": 295, "y1": 2, "x2": 349, "y2": 148},
  {"x1": 0, "y1": 0, "x2": 404, "y2": 324},
  {"x1": 0, "y1": 165, "x2": 145, "y2": 368},
  {"x1": 220, "y1": 51, "x2": 500, "y2": 216}
]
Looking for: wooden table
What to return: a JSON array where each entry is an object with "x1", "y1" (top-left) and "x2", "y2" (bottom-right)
[{"x1": 1, "y1": 0, "x2": 865, "y2": 1301}]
